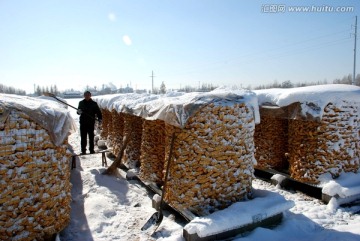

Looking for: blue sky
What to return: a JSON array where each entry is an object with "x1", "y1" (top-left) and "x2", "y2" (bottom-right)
[{"x1": 0, "y1": 0, "x2": 358, "y2": 94}]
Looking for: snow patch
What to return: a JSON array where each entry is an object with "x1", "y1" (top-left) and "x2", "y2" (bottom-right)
[
  {"x1": 322, "y1": 172, "x2": 360, "y2": 198},
  {"x1": 184, "y1": 189, "x2": 294, "y2": 237}
]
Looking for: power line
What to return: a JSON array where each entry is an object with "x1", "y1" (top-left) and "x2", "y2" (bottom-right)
[
  {"x1": 150, "y1": 71, "x2": 155, "y2": 93},
  {"x1": 352, "y1": 16, "x2": 357, "y2": 85},
  {"x1": 162, "y1": 36, "x2": 352, "y2": 79},
  {"x1": 161, "y1": 24, "x2": 353, "y2": 79},
  {"x1": 266, "y1": 37, "x2": 352, "y2": 60}
]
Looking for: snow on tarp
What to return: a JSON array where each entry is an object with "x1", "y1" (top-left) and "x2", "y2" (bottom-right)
[
  {"x1": 94, "y1": 87, "x2": 260, "y2": 128},
  {"x1": 184, "y1": 188, "x2": 295, "y2": 237},
  {"x1": 37, "y1": 95, "x2": 70, "y2": 109},
  {"x1": 95, "y1": 93, "x2": 135, "y2": 111},
  {"x1": 254, "y1": 84, "x2": 360, "y2": 120},
  {"x1": 0, "y1": 94, "x2": 77, "y2": 146}
]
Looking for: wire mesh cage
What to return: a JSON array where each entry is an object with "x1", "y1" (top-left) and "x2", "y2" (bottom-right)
[{"x1": 0, "y1": 108, "x2": 72, "y2": 240}]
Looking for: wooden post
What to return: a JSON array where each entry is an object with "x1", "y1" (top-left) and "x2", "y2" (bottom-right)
[
  {"x1": 102, "y1": 152, "x2": 108, "y2": 167},
  {"x1": 71, "y1": 156, "x2": 76, "y2": 169}
]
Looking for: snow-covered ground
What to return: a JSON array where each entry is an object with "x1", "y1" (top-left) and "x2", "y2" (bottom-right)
[{"x1": 60, "y1": 98, "x2": 360, "y2": 241}]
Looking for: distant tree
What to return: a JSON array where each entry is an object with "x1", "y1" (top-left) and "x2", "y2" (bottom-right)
[
  {"x1": 253, "y1": 73, "x2": 359, "y2": 90},
  {"x1": 356, "y1": 74, "x2": 360, "y2": 86},
  {"x1": 199, "y1": 83, "x2": 218, "y2": 92},
  {"x1": 271, "y1": 80, "x2": 281, "y2": 88},
  {"x1": 333, "y1": 78, "x2": 341, "y2": 84},
  {"x1": 332, "y1": 74, "x2": 352, "y2": 85},
  {"x1": 152, "y1": 87, "x2": 160, "y2": 94},
  {"x1": 180, "y1": 85, "x2": 199, "y2": 92},
  {"x1": 281, "y1": 80, "x2": 293, "y2": 88},
  {"x1": 339, "y1": 74, "x2": 352, "y2": 84},
  {"x1": 36, "y1": 86, "x2": 41, "y2": 96},
  {"x1": 8, "y1": 87, "x2": 14, "y2": 94},
  {"x1": 0, "y1": 83, "x2": 26, "y2": 95},
  {"x1": 53, "y1": 85, "x2": 59, "y2": 95},
  {"x1": 295, "y1": 82, "x2": 307, "y2": 87},
  {"x1": 253, "y1": 84, "x2": 264, "y2": 90},
  {"x1": 160, "y1": 81, "x2": 166, "y2": 94}
]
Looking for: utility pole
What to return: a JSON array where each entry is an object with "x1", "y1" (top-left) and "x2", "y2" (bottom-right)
[
  {"x1": 352, "y1": 16, "x2": 357, "y2": 85},
  {"x1": 150, "y1": 71, "x2": 155, "y2": 93}
]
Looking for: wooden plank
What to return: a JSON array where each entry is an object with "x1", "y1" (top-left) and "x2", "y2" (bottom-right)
[
  {"x1": 323, "y1": 193, "x2": 360, "y2": 205},
  {"x1": 256, "y1": 169, "x2": 360, "y2": 206},
  {"x1": 254, "y1": 168, "x2": 322, "y2": 200},
  {"x1": 179, "y1": 208, "x2": 198, "y2": 221},
  {"x1": 101, "y1": 152, "x2": 108, "y2": 167},
  {"x1": 136, "y1": 174, "x2": 197, "y2": 222},
  {"x1": 147, "y1": 183, "x2": 162, "y2": 196},
  {"x1": 71, "y1": 156, "x2": 76, "y2": 169},
  {"x1": 183, "y1": 213, "x2": 283, "y2": 241},
  {"x1": 71, "y1": 149, "x2": 112, "y2": 169},
  {"x1": 72, "y1": 149, "x2": 111, "y2": 157}
]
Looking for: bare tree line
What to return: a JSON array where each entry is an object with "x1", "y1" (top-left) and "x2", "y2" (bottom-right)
[
  {"x1": 253, "y1": 74, "x2": 360, "y2": 90},
  {"x1": 179, "y1": 83, "x2": 218, "y2": 93},
  {"x1": 34, "y1": 85, "x2": 60, "y2": 96},
  {"x1": 0, "y1": 84, "x2": 26, "y2": 95},
  {"x1": 1, "y1": 74, "x2": 360, "y2": 96}
]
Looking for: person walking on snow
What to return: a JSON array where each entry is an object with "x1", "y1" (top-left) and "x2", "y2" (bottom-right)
[{"x1": 77, "y1": 91, "x2": 102, "y2": 154}]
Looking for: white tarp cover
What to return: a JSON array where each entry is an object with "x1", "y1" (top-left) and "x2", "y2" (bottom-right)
[
  {"x1": 254, "y1": 84, "x2": 360, "y2": 120},
  {"x1": 0, "y1": 94, "x2": 77, "y2": 146},
  {"x1": 94, "y1": 87, "x2": 260, "y2": 128}
]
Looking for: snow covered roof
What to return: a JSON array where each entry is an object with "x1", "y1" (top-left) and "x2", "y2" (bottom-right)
[
  {"x1": 0, "y1": 94, "x2": 77, "y2": 146},
  {"x1": 254, "y1": 84, "x2": 360, "y2": 120},
  {"x1": 94, "y1": 87, "x2": 260, "y2": 128}
]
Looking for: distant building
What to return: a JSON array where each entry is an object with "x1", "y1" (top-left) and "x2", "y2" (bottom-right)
[
  {"x1": 135, "y1": 89, "x2": 147, "y2": 94},
  {"x1": 62, "y1": 91, "x2": 82, "y2": 98},
  {"x1": 118, "y1": 86, "x2": 134, "y2": 93}
]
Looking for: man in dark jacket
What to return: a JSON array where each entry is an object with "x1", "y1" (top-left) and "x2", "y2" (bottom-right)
[{"x1": 77, "y1": 91, "x2": 102, "y2": 154}]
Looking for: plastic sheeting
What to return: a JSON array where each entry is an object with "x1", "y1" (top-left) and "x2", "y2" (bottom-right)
[
  {"x1": 0, "y1": 94, "x2": 77, "y2": 146},
  {"x1": 94, "y1": 87, "x2": 260, "y2": 128},
  {"x1": 254, "y1": 84, "x2": 360, "y2": 121},
  {"x1": 258, "y1": 102, "x2": 322, "y2": 121}
]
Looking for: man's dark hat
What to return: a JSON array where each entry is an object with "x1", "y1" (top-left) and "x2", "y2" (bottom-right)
[{"x1": 84, "y1": 91, "x2": 91, "y2": 95}]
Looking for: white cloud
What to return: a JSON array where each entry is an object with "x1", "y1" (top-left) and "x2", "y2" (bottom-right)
[
  {"x1": 123, "y1": 35, "x2": 132, "y2": 46},
  {"x1": 108, "y1": 13, "x2": 116, "y2": 22}
]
